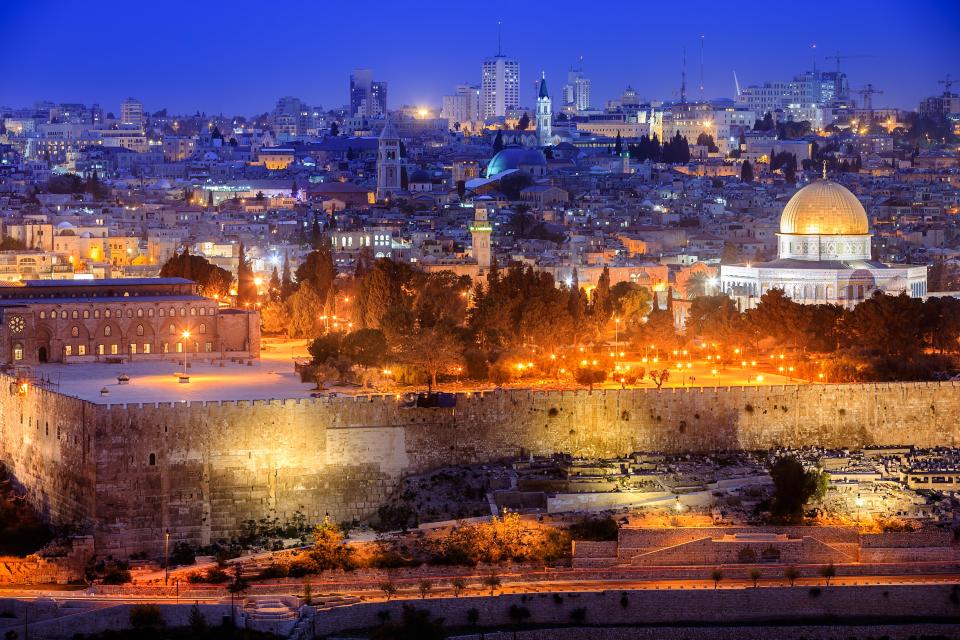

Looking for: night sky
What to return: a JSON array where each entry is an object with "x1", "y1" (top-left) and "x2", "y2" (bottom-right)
[{"x1": 1, "y1": 0, "x2": 958, "y2": 115}]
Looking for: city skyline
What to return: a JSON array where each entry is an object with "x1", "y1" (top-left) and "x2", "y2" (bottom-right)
[{"x1": 2, "y1": 0, "x2": 958, "y2": 115}]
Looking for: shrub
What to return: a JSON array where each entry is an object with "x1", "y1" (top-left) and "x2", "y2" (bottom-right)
[
  {"x1": 508, "y1": 604, "x2": 531, "y2": 626},
  {"x1": 258, "y1": 563, "x2": 288, "y2": 580},
  {"x1": 129, "y1": 604, "x2": 163, "y2": 629},
  {"x1": 102, "y1": 568, "x2": 132, "y2": 585}
]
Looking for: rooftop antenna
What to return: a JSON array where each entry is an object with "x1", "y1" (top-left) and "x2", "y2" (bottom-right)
[
  {"x1": 811, "y1": 42, "x2": 817, "y2": 73},
  {"x1": 733, "y1": 70, "x2": 741, "y2": 97},
  {"x1": 680, "y1": 47, "x2": 687, "y2": 104},
  {"x1": 939, "y1": 74, "x2": 955, "y2": 96},
  {"x1": 497, "y1": 21, "x2": 502, "y2": 56},
  {"x1": 699, "y1": 35, "x2": 705, "y2": 99}
]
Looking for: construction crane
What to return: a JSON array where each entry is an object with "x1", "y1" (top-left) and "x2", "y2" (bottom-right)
[
  {"x1": 939, "y1": 74, "x2": 955, "y2": 95},
  {"x1": 824, "y1": 51, "x2": 876, "y2": 73},
  {"x1": 856, "y1": 84, "x2": 884, "y2": 124}
]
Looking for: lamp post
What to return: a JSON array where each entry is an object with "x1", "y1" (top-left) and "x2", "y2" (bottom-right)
[
  {"x1": 164, "y1": 529, "x2": 170, "y2": 585},
  {"x1": 181, "y1": 330, "x2": 191, "y2": 375}
]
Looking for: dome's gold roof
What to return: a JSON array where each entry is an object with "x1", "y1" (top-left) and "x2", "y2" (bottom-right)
[{"x1": 779, "y1": 179, "x2": 869, "y2": 235}]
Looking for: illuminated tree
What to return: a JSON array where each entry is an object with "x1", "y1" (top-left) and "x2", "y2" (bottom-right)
[
  {"x1": 236, "y1": 242, "x2": 257, "y2": 306},
  {"x1": 648, "y1": 369, "x2": 670, "y2": 389},
  {"x1": 160, "y1": 248, "x2": 232, "y2": 299}
]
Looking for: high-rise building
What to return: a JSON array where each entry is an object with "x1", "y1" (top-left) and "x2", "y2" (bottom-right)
[
  {"x1": 536, "y1": 74, "x2": 552, "y2": 147},
  {"x1": 120, "y1": 98, "x2": 144, "y2": 129},
  {"x1": 271, "y1": 96, "x2": 323, "y2": 136},
  {"x1": 736, "y1": 70, "x2": 849, "y2": 128},
  {"x1": 441, "y1": 84, "x2": 481, "y2": 128},
  {"x1": 562, "y1": 63, "x2": 592, "y2": 114},
  {"x1": 376, "y1": 119, "x2": 402, "y2": 201},
  {"x1": 481, "y1": 49, "x2": 520, "y2": 119},
  {"x1": 350, "y1": 69, "x2": 388, "y2": 117}
]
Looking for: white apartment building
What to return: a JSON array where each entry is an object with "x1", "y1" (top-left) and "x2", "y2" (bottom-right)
[
  {"x1": 481, "y1": 55, "x2": 520, "y2": 119},
  {"x1": 120, "y1": 98, "x2": 144, "y2": 129},
  {"x1": 441, "y1": 85, "x2": 481, "y2": 128}
]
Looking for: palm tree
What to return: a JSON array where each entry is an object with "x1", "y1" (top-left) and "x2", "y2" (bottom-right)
[{"x1": 685, "y1": 272, "x2": 710, "y2": 299}]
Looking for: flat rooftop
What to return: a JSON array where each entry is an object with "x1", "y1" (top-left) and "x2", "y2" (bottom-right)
[{"x1": 34, "y1": 339, "x2": 318, "y2": 405}]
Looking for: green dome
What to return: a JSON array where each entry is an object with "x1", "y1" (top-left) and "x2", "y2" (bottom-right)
[{"x1": 485, "y1": 146, "x2": 547, "y2": 178}]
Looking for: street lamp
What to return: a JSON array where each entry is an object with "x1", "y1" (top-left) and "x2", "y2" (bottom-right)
[
  {"x1": 164, "y1": 529, "x2": 170, "y2": 585},
  {"x1": 855, "y1": 493, "x2": 864, "y2": 525},
  {"x1": 181, "y1": 330, "x2": 191, "y2": 375}
]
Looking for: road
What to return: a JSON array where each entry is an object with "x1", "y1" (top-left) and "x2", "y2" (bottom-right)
[{"x1": 2, "y1": 572, "x2": 959, "y2": 606}]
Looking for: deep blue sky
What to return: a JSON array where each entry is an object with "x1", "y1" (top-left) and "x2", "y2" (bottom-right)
[{"x1": 1, "y1": 0, "x2": 958, "y2": 115}]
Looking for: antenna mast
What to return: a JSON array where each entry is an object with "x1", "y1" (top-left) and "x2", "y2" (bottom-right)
[
  {"x1": 497, "y1": 21, "x2": 502, "y2": 56},
  {"x1": 699, "y1": 35, "x2": 705, "y2": 99},
  {"x1": 680, "y1": 47, "x2": 687, "y2": 104}
]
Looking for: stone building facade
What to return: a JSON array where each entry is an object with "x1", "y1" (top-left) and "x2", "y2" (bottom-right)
[{"x1": 0, "y1": 278, "x2": 259, "y2": 365}]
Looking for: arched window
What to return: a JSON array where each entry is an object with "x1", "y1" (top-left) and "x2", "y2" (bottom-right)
[
  {"x1": 71, "y1": 326, "x2": 79, "y2": 338},
  {"x1": 169, "y1": 307, "x2": 175, "y2": 317},
  {"x1": 199, "y1": 323, "x2": 206, "y2": 335},
  {"x1": 190, "y1": 307, "x2": 197, "y2": 316},
  {"x1": 61, "y1": 311, "x2": 68, "y2": 319},
  {"x1": 104, "y1": 325, "x2": 112, "y2": 337},
  {"x1": 137, "y1": 308, "x2": 143, "y2": 317},
  {"x1": 199, "y1": 308, "x2": 206, "y2": 316},
  {"x1": 39, "y1": 311, "x2": 46, "y2": 319},
  {"x1": 71, "y1": 310, "x2": 79, "y2": 319},
  {"x1": 126, "y1": 309, "x2": 133, "y2": 318},
  {"x1": 83, "y1": 310, "x2": 89, "y2": 319},
  {"x1": 136, "y1": 324, "x2": 144, "y2": 336},
  {"x1": 179, "y1": 308, "x2": 186, "y2": 317},
  {"x1": 148, "y1": 453, "x2": 156, "y2": 466},
  {"x1": 148, "y1": 309, "x2": 154, "y2": 317},
  {"x1": 169, "y1": 324, "x2": 176, "y2": 335},
  {"x1": 159, "y1": 308, "x2": 165, "y2": 317}
]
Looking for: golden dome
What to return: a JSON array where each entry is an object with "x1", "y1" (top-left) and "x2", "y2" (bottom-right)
[{"x1": 779, "y1": 179, "x2": 869, "y2": 235}]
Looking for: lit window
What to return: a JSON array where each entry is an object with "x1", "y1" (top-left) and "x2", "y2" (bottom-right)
[
  {"x1": 129, "y1": 343, "x2": 137, "y2": 355},
  {"x1": 110, "y1": 344, "x2": 118, "y2": 355},
  {"x1": 105, "y1": 310, "x2": 111, "y2": 318},
  {"x1": 176, "y1": 342, "x2": 183, "y2": 353},
  {"x1": 83, "y1": 310, "x2": 89, "y2": 319},
  {"x1": 136, "y1": 324, "x2": 144, "y2": 336},
  {"x1": 78, "y1": 345, "x2": 86, "y2": 356},
  {"x1": 143, "y1": 343, "x2": 151, "y2": 354},
  {"x1": 64, "y1": 345, "x2": 72, "y2": 357},
  {"x1": 97, "y1": 344, "x2": 104, "y2": 355},
  {"x1": 205, "y1": 341, "x2": 213, "y2": 353},
  {"x1": 104, "y1": 326, "x2": 112, "y2": 337},
  {"x1": 71, "y1": 326, "x2": 79, "y2": 338},
  {"x1": 199, "y1": 323, "x2": 206, "y2": 335}
]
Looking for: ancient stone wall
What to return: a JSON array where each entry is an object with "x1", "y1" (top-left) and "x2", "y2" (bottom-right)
[{"x1": 2, "y1": 377, "x2": 959, "y2": 556}]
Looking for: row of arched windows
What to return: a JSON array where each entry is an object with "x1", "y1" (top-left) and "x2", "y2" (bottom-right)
[
  {"x1": 39, "y1": 306, "x2": 217, "y2": 320},
  {"x1": 68, "y1": 323, "x2": 207, "y2": 338}
]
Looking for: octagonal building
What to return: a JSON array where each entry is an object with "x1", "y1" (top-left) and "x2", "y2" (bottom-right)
[{"x1": 720, "y1": 178, "x2": 927, "y2": 308}]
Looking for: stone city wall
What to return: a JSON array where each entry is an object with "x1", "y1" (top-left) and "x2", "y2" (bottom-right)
[{"x1": 2, "y1": 377, "x2": 960, "y2": 556}]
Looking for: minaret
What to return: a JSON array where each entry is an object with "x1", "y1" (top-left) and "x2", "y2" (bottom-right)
[
  {"x1": 376, "y1": 119, "x2": 401, "y2": 201},
  {"x1": 469, "y1": 203, "x2": 493, "y2": 273},
  {"x1": 536, "y1": 72, "x2": 552, "y2": 147}
]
